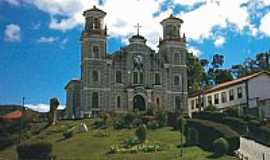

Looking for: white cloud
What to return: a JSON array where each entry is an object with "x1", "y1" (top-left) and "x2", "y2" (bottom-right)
[
  {"x1": 214, "y1": 36, "x2": 225, "y2": 47},
  {"x1": 3, "y1": 0, "x2": 20, "y2": 6},
  {"x1": 188, "y1": 46, "x2": 201, "y2": 57},
  {"x1": 174, "y1": 0, "x2": 205, "y2": 6},
  {"x1": 37, "y1": 36, "x2": 57, "y2": 43},
  {"x1": 4, "y1": 0, "x2": 270, "y2": 48},
  {"x1": 259, "y1": 12, "x2": 270, "y2": 36},
  {"x1": 26, "y1": 104, "x2": 65, "y2": 112},
  {"x1": 180, "y1": 0, "x2": 250, "y2": 41},
  {"x1": 4, "y1": 24, "x2": 21, "y2": 42}
]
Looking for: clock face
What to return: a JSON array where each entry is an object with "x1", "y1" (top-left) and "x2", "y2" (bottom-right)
[
  {"x1": 134, "y1": 55, "x2": 143, "y2": 64},
  {"x1": 133, "y1": 54, "x2": 144, "y2": 70}
]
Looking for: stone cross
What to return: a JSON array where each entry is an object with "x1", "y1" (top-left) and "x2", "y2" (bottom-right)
[{"x1": 134, "y1": 23, "x2": 142, "y2": 35}]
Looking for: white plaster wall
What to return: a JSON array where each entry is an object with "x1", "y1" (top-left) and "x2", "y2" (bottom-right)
[
  {"x1": 248, "y1": 74, "x2": 270, "y2": 108},
  {"x1": 238, "y1": 137, "x2": 270, "y2": 160}
]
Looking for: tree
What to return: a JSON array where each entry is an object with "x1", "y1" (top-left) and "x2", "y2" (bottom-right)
[
  {"x1": 48, "y1": 97, "x2": 59, "y2": 125},
  {"x1": 187, "y1": 52, "x2": 204, "y2": 93},
  {"x1": 256, "y1": 52, "x2": 270, "y2": 70},
  {"x1": 211, "y1": 54, "x2": 224, "y2": 69}
]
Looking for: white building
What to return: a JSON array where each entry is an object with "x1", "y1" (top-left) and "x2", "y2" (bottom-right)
[{"x1": 188, "y1": 71, "x2": 270, "y2": 118}]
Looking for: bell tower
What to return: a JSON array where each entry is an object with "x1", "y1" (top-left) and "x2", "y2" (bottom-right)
[
  {"x1": 158, "y1": 14, "x2": 187, "y2": 113},
  {"x1": 80, "y1": 6, "x2": 108, "y2": 117}
]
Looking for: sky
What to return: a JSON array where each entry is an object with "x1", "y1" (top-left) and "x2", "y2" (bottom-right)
[{"x1": 0, "y1": 0, "x2": 270, "y2": 112}]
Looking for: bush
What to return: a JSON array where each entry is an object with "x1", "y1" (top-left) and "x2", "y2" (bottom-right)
[
  {"x1": 146, "y1": 120, "x2": 159, "y2": 129},
  {"x1": 204, "y1": 105, "x2": 218, "y2": 112},
  {"x1": 63, "y1": 127, "x2": 75, "y2": 139},
  {"x1": 186, "y1": 127, "x2": 199, "y2": 146},
  {"x1": 213, "y1": 138, "x2": 229, "y2": 156},
  {"x1": 157, "y1": 111, "x2": 168, "y2": 127},
  {"x1": 135, "y1": 124, "x2": 147, "y2": 143},
  {"x1": 16, "y1": 142, "x2": 53, "y2": 160},
  {"x1": 93, "y1": 118, "x2": 106, "y2": 129},
  {"x1": 132, "y1": 118, "x2": 143, "y2": 127},
  {"x1": 186, "y1": 119, "x2": 239, "y2": 153}
]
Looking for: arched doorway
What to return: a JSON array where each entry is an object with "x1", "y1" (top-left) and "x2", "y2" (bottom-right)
[{"x1": 133, "y1": 95, "x2": 146, "y2": 111}]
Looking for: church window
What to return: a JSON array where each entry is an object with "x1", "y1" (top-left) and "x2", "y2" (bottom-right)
[
  {"x1": 93, "y1": 70, "x2": 99, "y2": 81},
  {"x1": 175, "y1": 96, "x2": 181, "y2": 111},
  {"x1": 92, "y1": 92, "x2": 99, "y2": 108},
  {"x1": 117, "y1": 96, "x2": 121, "y2": 108},
  {"x1": 116, "y1": 71, "x2": 122, "y2": 83},
  {"x1": 174, "y1": 75, "x2": 182, "y2": 86},
  {"x1": 140, "y1": 72, "x2": 144, "y2": 84},
  {"x1": 93, "y1": 17, "x2": 100, "y2": 29},
  {"x1": 155, "y1": 73, "x2": 160, "y2": 85},
  {"x1": 174, "y1": 53, "x2": 180, "y2": 64},
  {"x1": 133, "y1": 72, "x2": 138, "y2": 84},
  {"x1": 93, "y1": 46, "x2": 99, "y2": 58},
  {"x1": 156, "y1": 97, "x2": 160, "y2": 106}
]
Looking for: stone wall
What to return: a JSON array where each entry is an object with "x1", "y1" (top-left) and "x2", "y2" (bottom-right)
[{"x1": 237, "y1": 136, "x2": 270, "y2": 160}]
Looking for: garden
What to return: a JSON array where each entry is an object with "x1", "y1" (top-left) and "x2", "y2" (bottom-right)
[{"x1": 0, "y1": 111, "x2": 239, "y2": 160}]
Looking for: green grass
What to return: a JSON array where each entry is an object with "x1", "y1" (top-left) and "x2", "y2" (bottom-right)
[{"x1": 0, "y1": 120, "x2": 238, "y2": 160}]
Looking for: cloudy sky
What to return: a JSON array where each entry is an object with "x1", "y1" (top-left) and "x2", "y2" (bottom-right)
[{"x1": 0, "y1": 0, "x2": 270, "y2": 111}]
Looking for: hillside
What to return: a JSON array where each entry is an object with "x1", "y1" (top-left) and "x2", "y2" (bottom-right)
[{"x1": 0, "y1": 119, "x2": 238, "y2": 160}]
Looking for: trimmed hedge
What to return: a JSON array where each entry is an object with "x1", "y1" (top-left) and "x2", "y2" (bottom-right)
[
  {"x1": 16, "y1": 143, "x2": 53, "y2": 160},
  {"x1": 186, "y1": 119, "x2": 239, "y2": 153}
]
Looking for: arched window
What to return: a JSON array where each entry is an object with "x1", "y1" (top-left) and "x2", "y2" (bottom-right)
[
  {"x1": 93, "y1": 18, "x2": 100, "y2": 29},
  {"x1": 93, "y1": 46, "x2": 99, "y2": 58},
  {"x1": 117, "y1": 96, "x2": 121, "y2": 108},
  {"x1": 175, "y1": 96, "x2": 181, "y2": 111},
  {"x1": 116, "y1": 71, "x2": 122, "y2": 83},
  {"x1": 156, "y1": 97, "x2": 160, "y2": 106},
  {"x1": 133, "y1": 72, "x2": 138, "y2": 84},
  {"x1": 174, "y1": 76, "x2": 180, "y2": 86},
  {"x1": 92, "y1": 92, "x2": 99, "y2": 108},
  {"x1": 155, "y1": 73, "x2": 160, "y2": 85},
  {"x1": 139, "y1": 72, "x2": 144, "y2": 84},
  {"x1": 93, "y1": 70, "x2": 99, "y2": 81}
]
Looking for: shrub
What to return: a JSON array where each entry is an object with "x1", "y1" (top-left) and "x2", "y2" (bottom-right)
[
  {"x1": 93, "y1": 118, "x2": 106, "y2": 129},
  {"x1": 186, "y1": 119, "x2": 239, "y2": 153},
  {"x1": 157, "y1": 111, "x2": 168, "y2": 127},
  {"x1": 204, "y1": 105, "x2": 218, "y2": 112},
  {"x1": 123, "y1": 137, "x2": 140, "y2": 148},
  {"x1": 146, "y1": 120, "x2": 159, "y2": 129},
  {"x1": 186, "y1": 127, "x2": 199, "y2": 146},
  {"x1": 213, "y1": 138, "x2": 229, "y2": 156},
  {"x1": 63, "y1": 127, "x2": 75, "y2": 139},
  {"x1": 132, "y1": 118, "x2": 143, "y2": 127},
  {"x1": 135, "y1": 124, "x2": 147, "y2": 143},
  {"x1": 16, "y1": 142, "x2": 53, "y2": 160}
]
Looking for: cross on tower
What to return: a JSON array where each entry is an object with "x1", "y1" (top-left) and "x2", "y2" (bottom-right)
[{"x1": 134, "y1": 23, "x2": 142, "y2": 35}]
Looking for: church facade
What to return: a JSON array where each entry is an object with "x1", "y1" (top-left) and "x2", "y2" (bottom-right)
[{"x1": 65, "y1": 6, "x2": 188, "y2": 118}]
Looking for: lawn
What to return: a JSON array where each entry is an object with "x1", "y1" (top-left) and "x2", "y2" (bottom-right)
[{"x1": 0, "y1": 119, "x2": 238, "y2": 160}]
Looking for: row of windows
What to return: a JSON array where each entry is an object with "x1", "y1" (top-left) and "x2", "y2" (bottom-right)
[
  {"x1": 92, "y1": 94, "x2": 162, "y2": 109},
  {"x1": 191, "y1": 87, "x2": 244, "y2": 109},
  {"x1": 92, "y1": 70, "x2": 182, "y2": 86},
  {"x1": 89, "y1": 45, "x2": 184, "y2": 65},
  {"x1": 209, "y1": 87, "x2": 243, "y2": 105}
]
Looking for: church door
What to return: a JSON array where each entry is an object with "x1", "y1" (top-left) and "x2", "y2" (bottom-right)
[{"x1": 133, "y1": 95, "x2": 146, "y2": 111}]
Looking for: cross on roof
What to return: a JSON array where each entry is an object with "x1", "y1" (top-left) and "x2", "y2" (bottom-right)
[{"x1": 134, "y1": 23, "x2": 142, "y2": 35}]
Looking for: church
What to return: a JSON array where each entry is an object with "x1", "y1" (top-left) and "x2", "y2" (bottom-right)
[{"x1": 65, "y1": 6, "x2": 188, "y2": 118}]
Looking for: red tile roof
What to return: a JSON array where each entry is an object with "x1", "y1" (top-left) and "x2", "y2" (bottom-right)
[
  {"x1": 189, "y1": 71, "x2": 270, "y2": 97},
  {"x1": 0, "y1": 110, "x2": 22, "y2": 120}
]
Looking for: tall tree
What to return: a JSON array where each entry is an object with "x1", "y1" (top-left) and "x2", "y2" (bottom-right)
[{"x1": 187, "y1": 52, "x2": 204, "y2": 93}]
